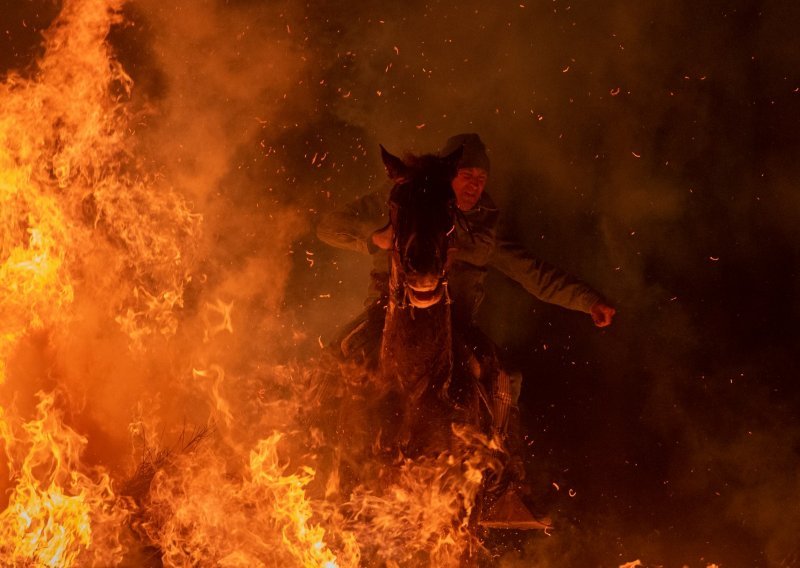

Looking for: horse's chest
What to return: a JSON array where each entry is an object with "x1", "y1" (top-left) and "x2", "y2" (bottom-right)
[{"x1": 381, "y1": 304, "x2": 452, "y2": 392}]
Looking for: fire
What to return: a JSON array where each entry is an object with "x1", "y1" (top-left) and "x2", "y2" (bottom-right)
[
  {"x1": 134, "y1": 432, "x2": 347, "y2": 567},
  {"x1": 0, "y1": 0, "x2": 197, "y2": 564},
  {"x1": 136, "y1": 433, "x2": 479, "y2": 567},
  {"x1": 0, "y1": 392, "x2": 129, "y2": 566},
  {"x1": 337, "y1": 435, "x2": 493, "y2": 565},
  {"x1": 0, "y1": 0, "x2": 200, "y2": 363},
  {"x1": 249, "y1": 436, "x2": 340, "y2": 567},
  {"x1": 0, "y1": 0, "x2": 507, "y2": 565}
]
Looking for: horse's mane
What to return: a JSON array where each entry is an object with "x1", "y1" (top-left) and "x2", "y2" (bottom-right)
[
  {"x1": 399, "y1": 152, "x2": 445, "y2": 169},
  {"x1": 389, "y1": 152, "x2": 456, "y2": 207},
  {"x1": 397, "y1": 153, "x2": 455, "y2": 180}
]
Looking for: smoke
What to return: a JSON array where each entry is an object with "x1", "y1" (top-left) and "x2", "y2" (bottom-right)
[{"x1": 286, "y1": 0, "x2": 800, "y2": 565}]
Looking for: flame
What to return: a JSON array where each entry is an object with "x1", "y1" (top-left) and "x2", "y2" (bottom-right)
[
  {"x1": 0, "y1": 0, "x2": 509, "y2": 565},
  {"x1": 332, "y1": 425, "x2": 496, "y2": 566},
  {"x1": 126, "y1": 360, "x2": 496, "y2": 567},
  {"x1": 0, "y1": 0, "x2": 200, "y2": 369},
  {"x1": 0, "y1": 0, "x2": 197, "y2": 563},
  {"x1": 0, "y1": 392, "x2": 130, "y2": 566},
  {"x1": 136, "y1": 432, "x2": 349, "y2": 567}
]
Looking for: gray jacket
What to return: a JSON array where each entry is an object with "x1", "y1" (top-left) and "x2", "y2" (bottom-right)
[{"x1": 317, "y1": 189, "x2": 602, "y2": 323}]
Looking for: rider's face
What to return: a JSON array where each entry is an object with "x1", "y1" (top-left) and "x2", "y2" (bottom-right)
[{"x1": 451, "y1": 167, "x2": 488, "y2": 211}]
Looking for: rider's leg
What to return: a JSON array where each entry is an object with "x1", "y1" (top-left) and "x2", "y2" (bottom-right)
[
  {"x1": 492, "y1": 368, "x2": 513, "y2": 437},
  {"x1": 493, "y1": 368, "x2": 527, "y2": 483},
  {"x1": 499, "y1": 369, "x2": 523, "y2": 439},
  {"x1": 332, "y1": 298, "x2": 386, "y2": 370},
  {"x1": 464, "y1": 327, "x2": 526, "y2": 480},
  {"x1": 460, "y1": 325, "x2": 514, "y2": 437}
]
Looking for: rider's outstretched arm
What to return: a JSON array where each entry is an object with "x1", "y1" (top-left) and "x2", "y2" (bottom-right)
[
  {"x1": 317, "y1": 191, "x2": 389, "y2": 255},
  {"x1": 490, "y1": 239, "x2": 605, "y2": 315}
]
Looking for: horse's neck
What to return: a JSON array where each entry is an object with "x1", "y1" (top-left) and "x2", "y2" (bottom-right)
[{"x1": 380, "y1": 266, "x2": 453, "y2": 397}]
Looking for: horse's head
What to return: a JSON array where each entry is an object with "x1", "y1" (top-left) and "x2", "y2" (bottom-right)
[{"x1": 381, "y1": 144, "x2": 462, "y2": 309}]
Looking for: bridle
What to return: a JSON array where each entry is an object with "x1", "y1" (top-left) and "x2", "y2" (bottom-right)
[{"x1": 387, "y1": 187, "x2": 458, "y2": 311}]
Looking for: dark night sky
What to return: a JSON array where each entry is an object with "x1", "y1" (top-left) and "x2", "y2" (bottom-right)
[{"x1": 2, "y1": 0, "x2": 799, "y2": 566}]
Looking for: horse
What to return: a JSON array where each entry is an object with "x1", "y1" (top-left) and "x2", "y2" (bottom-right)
[
  {"x1": 375, "y1": 144, "x2": 493, "y2": 455},
  {"x1": 373, "y1": 147, "x2": 547, "y2": 544},
  {"x1": 317, "y1": 143, "x2": 495, "y2": 465},
  {"x1": 310, "y1": 146, "x2": 542, "y2": 566}
]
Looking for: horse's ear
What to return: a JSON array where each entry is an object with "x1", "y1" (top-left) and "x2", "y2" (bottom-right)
[
  {"x1": 441, "y1": 144, "x2": 464, "y2": 173},
  {"x1": 380, "y1": 144, "x2": 408, "y2": 181}
]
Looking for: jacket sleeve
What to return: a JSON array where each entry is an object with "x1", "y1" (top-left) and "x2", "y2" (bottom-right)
[
  {"x1": 316, "y1": 191, "x2": 390, "y2": 255},
  {"x1": 489, "y1": 239, "x2": 603, "y2": 313}
]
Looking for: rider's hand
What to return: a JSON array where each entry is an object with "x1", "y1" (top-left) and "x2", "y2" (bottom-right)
[
  {"x1": 590, "y1": 300, "x2": 616, "y2": 327},
  {"x1": 371, "y1": 225, "x2": 394, "y2": 250}
]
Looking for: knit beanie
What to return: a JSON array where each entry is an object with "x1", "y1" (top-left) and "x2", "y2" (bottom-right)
[{"x1": 439, "y1": 133, "x2": 490, "y2": 173}]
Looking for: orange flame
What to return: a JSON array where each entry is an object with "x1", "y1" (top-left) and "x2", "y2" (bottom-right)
[
  {"x1": 0, "y1": 0, "x2": 200, "y2": 371},
  {"x1": 0, "y1": 0, "x2": 198, "y2": 563},
  {"x1": 0, "y1": 0, "x2": 505, "y2": 565},
  {"x1": 332, "y1": 425, "x2": 497, "y2": 566},
  {"x1": 137, "y1": 432, "x2": 349, "y2": 567},
  {"x1": 0, "y1": 393, "x2": 130, "y2": 566}
]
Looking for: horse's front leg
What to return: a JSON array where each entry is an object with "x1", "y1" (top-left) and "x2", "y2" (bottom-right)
[{"x1": 396, "y1": 397, "x2": 419, "y2": 452}]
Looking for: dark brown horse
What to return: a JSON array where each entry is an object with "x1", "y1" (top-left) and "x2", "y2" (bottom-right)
[
  {"x1": 376, "y1": 145, "x2": 492, "y2": 455},
  {"x1": 311, "y1": 148, "x2": 538, "y2": 566},
  {"x1": 374, "y1": 147, "x2": 546, "y2": 541}
]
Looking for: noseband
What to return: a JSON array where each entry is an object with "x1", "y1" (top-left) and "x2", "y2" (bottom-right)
[{"x1": 388, "y1": 192, "x2": 457, "y2": 311}]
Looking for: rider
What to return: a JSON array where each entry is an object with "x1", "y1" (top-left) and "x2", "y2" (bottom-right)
[{"x1": 317, "y1": 133, "x2": 615, "y2": 450}]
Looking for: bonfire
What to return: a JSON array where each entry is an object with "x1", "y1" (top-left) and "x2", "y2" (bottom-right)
[{"x1": 0, "y1": 1, "x2": 521, "y2": 565}]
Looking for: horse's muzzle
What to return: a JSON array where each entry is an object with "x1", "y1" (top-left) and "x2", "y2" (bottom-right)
[{"x1": 405, "y1": 273, "x2": 446, "y2": 308}]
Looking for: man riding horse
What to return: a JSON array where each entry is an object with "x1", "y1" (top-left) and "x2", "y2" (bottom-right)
[{"x1": 317, "y1": 133, "x2": 615, "y2": 460}]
